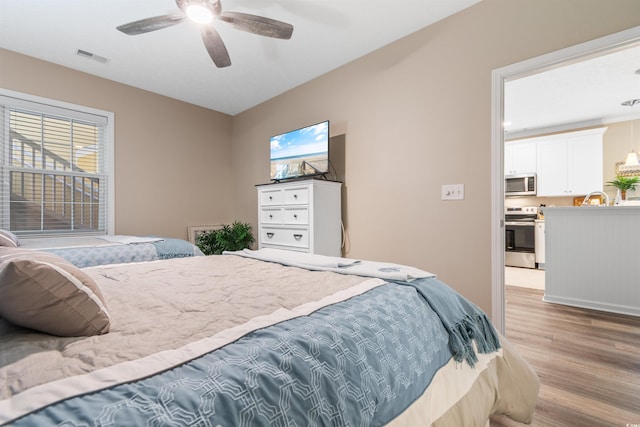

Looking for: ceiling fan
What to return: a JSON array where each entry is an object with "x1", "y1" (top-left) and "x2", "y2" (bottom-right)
[{"x1": 116, "y1": 0, "x2": 294, "y2": 68}]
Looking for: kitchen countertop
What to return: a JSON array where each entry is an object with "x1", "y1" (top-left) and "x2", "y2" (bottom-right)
[{"x1": 544, "y1": 205, "x2": 640, "y2": 211}]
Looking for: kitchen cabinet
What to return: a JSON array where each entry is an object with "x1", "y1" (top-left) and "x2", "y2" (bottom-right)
[
  {"x1": 256, "y1": 179, "x2": 342, "y2": 256},
  {"x1": 505, "y1": 140, "x2": 537, "y2": 175},
  {"x1": 536, "y1": 128, "x2": 605, "y2": 197}
]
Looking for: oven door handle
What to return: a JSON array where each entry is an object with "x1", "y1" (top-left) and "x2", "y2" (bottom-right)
[{"x1": 505, "y1": 221, "x2": 535, "y2": 226}]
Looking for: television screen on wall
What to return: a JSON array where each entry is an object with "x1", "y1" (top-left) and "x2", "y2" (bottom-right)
[{"x1": 270, "y1": 120, "x2": 329, "y2": 181}]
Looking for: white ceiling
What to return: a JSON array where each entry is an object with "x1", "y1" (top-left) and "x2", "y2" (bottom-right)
[
  {"x1": 1, "y1": 1, "x2": 638, "y2": 129},
  {"x1": 505, "y1": 43, "x2": 640, "y2": 138},
  {"x1": 0, "y1": 0, "x2": 481, "y2": 116}
]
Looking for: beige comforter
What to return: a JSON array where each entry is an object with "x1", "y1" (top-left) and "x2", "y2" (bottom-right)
[
  {"x1": 0, "y1": 254, "x2": 538, "y2": 425},
  {"x1": 0, "y1": 255, "x2": 366, "y2": 400}
]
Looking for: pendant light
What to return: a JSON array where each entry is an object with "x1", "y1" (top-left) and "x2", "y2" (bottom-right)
[{"x1": 624, "y1": 150, "x2": 639, "y2": 166}]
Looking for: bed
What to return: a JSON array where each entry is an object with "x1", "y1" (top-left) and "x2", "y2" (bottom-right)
[
  {"x1": 0, "y1": 247, "x2": 539, "y2": 426},
  {"x1": 14, "y1": 234, "x2": 204, "y2": 267}
]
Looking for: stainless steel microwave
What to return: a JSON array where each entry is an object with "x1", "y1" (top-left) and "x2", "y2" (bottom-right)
[{"x1": 505, "y1": 174, "x2": 536, "y2": 196}]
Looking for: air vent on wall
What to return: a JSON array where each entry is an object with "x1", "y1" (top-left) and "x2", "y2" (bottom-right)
[{"x1": 76, "y1": 49, "x2": 109, "y2": 64}]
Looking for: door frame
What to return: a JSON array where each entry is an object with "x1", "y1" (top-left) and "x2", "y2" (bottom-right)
[{"x1": 490, "y1": 25, "x2": 640, "y2": 334}]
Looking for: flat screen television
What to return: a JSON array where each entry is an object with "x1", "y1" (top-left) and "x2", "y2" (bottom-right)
[{"x1": 270, "y1": 120, "x2": 329, "y2": 181}]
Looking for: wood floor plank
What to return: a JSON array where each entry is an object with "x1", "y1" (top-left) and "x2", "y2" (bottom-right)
[{"x1": 490, "y1": 285, "x2": 640, "y2": 427}]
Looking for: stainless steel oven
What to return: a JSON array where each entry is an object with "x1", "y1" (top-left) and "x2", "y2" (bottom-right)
[{"x1": 505, "y1": 206, "x2": 538, "y2": 269}]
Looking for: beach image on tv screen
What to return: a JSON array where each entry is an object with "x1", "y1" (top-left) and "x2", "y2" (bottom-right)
[{"x1": 270, "y1": 121, "x2": 329, "y2": 180}]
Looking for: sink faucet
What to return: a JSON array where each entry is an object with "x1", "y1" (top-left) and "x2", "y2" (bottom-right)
[{"x1": 581, "y1": 191, "x2": 610, "y2": 206}]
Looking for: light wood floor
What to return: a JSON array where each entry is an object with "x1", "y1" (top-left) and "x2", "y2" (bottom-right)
[{"x1": 490, "y1": 286, "x2": 640, "y2": 427}]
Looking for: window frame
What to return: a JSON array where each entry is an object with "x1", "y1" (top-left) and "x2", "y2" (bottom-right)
[{"x1": 0, "y1": 88, "x2": 115, "y2": 237}]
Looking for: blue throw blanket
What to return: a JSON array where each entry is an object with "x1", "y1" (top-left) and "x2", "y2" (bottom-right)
[
  {"x1": 395, "y1": 278, "x2": 501, "y2": 367},
  {"x1": 152, "y1": 238, "x2": 204, "y2": 259},
  {"x1": 227, "y1": 249, "x2": 501, "y2": 368}
]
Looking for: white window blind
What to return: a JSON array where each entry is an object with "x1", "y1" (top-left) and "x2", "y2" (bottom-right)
[{"x1": 0, "y1": 92, "x2": 112, "y2": 237}]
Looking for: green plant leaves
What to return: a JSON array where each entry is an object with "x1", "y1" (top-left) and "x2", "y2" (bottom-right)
[
  {"x1": 606, "y1": 176, "x2": 640, "y2": 191},
  {"x1": 195, "y1": 221, "x2": 255, "y2": 255}
]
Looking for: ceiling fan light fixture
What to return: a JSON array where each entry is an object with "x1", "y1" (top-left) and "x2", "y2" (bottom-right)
[
  {"x1": 186, "y1": 3, "x2": 214, "y2": 24},
  {"x1": 116, "y1": 0, "x2": 292, "y2": 69},
  {"x1": 621, "y1": 98, "x2": 640, "y2": 107}
]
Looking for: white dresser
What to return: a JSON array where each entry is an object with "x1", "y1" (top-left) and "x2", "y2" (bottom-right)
[{"x1": 256, "y1": 180, "x2": 342, "y2": 256}]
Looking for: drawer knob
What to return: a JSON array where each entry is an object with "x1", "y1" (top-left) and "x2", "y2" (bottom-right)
[
  {"x1": 293, "y1": 234, "x2": 302, "y2": 240},
  {"x1": 293, "y1": 194, "x2": 298, "y2": 199},
  {"x1": 293, "y1": 214, "x2": 298, "y2": 219},
  {"x1": 269, "y1": 214, "x2": 273, "y2": 219},
  {"x1": 269, "y1": 196, "x2": 273, "y2": 200},
  {"x1": 266, "y1": 232, "x2": 274, "y2": 238}
]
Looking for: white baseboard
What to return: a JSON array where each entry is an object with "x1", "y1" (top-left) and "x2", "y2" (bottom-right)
[{"x1": 543, "y1": 294, "x2": 640, "y2": 317}]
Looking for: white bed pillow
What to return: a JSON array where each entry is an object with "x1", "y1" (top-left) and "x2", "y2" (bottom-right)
[
  {"x1": 0, "y1": 230, "x2": 19, "y2": 247},
  {"x1": 0, "y1": 248, "x2": 110, "y2": 336}
]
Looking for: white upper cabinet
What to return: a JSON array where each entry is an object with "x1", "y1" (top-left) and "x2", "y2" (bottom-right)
[
  {"x1": 535, "y1": 128, "x2": 605, "y2": 197},
  {"x1": 566, "y1": 132, "x2": 605, "y2": 195},
  {"x1": 505, "y1": 140, "x2": 537, "y2": 175},
  {"x1": 536, "y1": 136, "x2": 567, "y2": 196}
]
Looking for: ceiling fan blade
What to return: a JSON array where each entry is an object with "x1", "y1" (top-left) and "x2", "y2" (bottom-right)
[
  {"x1": 116, "y1": 13, "x2": 184, "y2": 35},
  {"x1": 201, "y1": 26, "x2": 231, "y2": 68},
  {"x1": 218, "y1": 11, "x2": 293, "y2": 39}
]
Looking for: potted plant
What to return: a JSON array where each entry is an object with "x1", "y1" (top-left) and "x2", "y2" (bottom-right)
[
  {"x1": 606, "y1": 176, "x2": 640, "y2": 200},
  {"x1": 195, "y1": 221, "x2": 255, "y2": 255}
]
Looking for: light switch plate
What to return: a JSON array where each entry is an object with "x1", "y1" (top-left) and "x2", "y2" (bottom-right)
[{"x1": 442, "y1": 184, "x2": 465, "y2": 200}]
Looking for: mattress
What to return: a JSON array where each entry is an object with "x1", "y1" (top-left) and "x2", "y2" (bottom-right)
[{"x1": 0, "y1": 250, "x2": 539, "y2": 426}]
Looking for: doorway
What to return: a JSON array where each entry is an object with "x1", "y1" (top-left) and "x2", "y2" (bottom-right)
[{"x1": 490, "y1": 25, "x2": 640, "y2": 334}]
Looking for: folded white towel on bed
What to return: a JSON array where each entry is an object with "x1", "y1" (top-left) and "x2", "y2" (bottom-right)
[
  {"x1": 97, "y1": 235, "x2": 164, "y2": 245},
  {"x1": 240, "y1": 248, "x2": 360, "y2": 268},
  {"x1": 228, "y1": 248, "x2": 435, "y2": 282}
]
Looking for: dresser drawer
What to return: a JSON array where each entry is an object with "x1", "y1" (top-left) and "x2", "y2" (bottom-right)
[
  {"x1": 284, "y1": 207, "x2": 308, "y2": 225},
  {"x1": 261, "y1": 227, "x2": 309, "y2": 249},
  {"x1": 284, "y1": 187, "x2": 309, "y2": 205},
  {"x1": 260, "y1": 208, "x2": 283, "y2": 224},
  {"x1": 260, "y1": 189, "x2": 284, "y2": 206}
]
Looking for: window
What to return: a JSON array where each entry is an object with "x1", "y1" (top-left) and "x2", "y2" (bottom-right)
[{"x1": 0, "y1": 90, "x2": 114, "y2": 237}]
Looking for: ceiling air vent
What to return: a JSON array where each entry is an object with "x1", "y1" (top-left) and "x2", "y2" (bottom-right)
[{"x1": 76, "y1": 49, "x2": 109, "y2": 64}]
